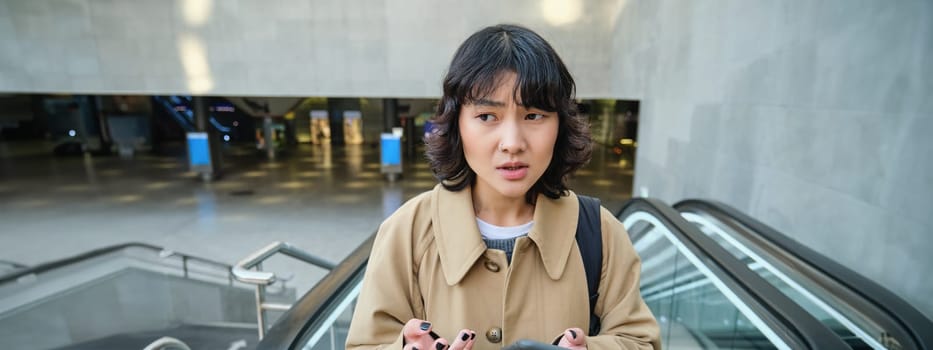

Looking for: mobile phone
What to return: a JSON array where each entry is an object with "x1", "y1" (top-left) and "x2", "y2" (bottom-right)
[{"x1": 503, "y1": 339, "x2": 564, "y2": 350}]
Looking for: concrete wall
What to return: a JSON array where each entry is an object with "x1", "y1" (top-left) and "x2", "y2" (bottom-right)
[
  {"x1": 0, "y1": 0, "x2": 621, "y2": 97},
  {"x1": 612, "y1": 1, "x2": 933, "y2": 319}
]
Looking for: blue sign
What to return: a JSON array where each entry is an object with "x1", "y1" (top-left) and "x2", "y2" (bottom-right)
[
  {"x1": 381, "y1": 133, "x2": 401, "y2": 166},
  {"x1": 187, "y1": 132, "x2": 211, "y2": 167}
]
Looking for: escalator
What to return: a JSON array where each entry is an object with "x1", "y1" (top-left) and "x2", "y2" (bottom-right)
[
  {"x1": 0, "y1": 243, "x2": 266, "y2": 350},
  {"x1": 6, "y1": 198, "x2": 925, "y2": 349},
  {"x1": 152, "y1": 96, "x2": 231, "y2": 134},
  {"x1": 152, "y1": 96, "x2": 253, "y2": 142},
  {"x1": 675, "y1": 200, "x2": 933, "y2": 350},
  {"x1": 152, "y1": 96, "x2": 195, "y2": 134},
  {"x1": 620, "y1": 198, "x2": 846, "y2": 349},
  {"x1": 253, "y1": 198, "x2": 852, "y2": 350}
]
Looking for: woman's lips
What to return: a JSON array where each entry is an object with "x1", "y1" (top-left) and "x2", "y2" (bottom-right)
[{"x1": 496, "y1": 165, "x2": 528, "y2": 180}]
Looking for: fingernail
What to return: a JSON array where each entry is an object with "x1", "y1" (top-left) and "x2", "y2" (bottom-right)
[
  {"x1": 429, "y1": 331, "x2": 440, "y2": 340},
  {"x1": 413, "y1": 347, "x2": 419, "y2": 350},
  {"x1": 461, "y1": 332, "x2": 470, "y2": 341},
  {"x1": 436, "y1": 343, "x2": 446, "y2": 350},
  {"x1": 570, "y1": 330, "x2": 577, "y2": 339},
  {"x1": 420, "y1": 322, "x2": 431, "y2": 331},
  {"x1": 470, "y1": 332, "x2": 476, "y2": 340}
]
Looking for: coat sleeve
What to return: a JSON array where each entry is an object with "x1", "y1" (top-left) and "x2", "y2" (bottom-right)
[
  {"x1": 585, "y1": 207, "x2": 662, "y2": 350},
  {"x1": 346, "y1": 209, "x2": 426, "y2": 350}
]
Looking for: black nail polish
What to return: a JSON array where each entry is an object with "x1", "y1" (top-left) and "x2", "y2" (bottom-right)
[
  {"x1": 461, "y1": 333, "x2": 470, "y2": 341},
  {"x1": 470, "y1": 332, "x2": 476, "y2": 340},
  {"x1": 436, "y1": 343, "x2": 446, "y2": 350},
  {"x1": 420, "y1": 322, "x2": 431, "y2": 331},
  {"x1": 570, "y1": 330, "x2": 577, "y2": 339},
  {"x1": 429, "y1": 331, "x2": 440, "y2": 340},
  {"x1": 413, "y1": 347, "x2": 419, "y2": 350}
]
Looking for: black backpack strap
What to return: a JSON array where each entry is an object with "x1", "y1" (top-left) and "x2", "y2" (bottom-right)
[{"x1": 575, "y1": 195, "x2": 603, "y2": 336}]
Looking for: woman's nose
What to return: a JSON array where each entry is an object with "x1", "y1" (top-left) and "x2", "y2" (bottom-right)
[{"x1": 498, "y1": 120, "x2": 526, "y2": 153}]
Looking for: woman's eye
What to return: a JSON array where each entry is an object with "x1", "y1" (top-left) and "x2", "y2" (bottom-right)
[
  {"x1": 477, "y1": 114, "x2": 497, "y2": 122},
  {"x1": 526, "y1": 113, "x2": 545, "y2": 120}
]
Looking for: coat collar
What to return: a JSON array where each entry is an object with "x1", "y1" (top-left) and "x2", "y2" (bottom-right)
[{"x1": 432, "y1": 184, "x2": 580, "y2": 285}]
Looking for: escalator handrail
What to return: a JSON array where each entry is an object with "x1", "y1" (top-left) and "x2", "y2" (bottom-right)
[
  {"x1": 0, "y1": 260, "x2": 28, "y2": 269},
  {"x1": 154, "y1": 96, "x2": 231, "y2": 133},
  {"x1": 675, "y1": 199, "x2": 933, "y2": 350},
  {"x1": 0, "y1": 242, "x2": 232, "y2": 285},
  {"x1": 619, "y1": 198, "x2": 850, "y2": 350},
  {"x1": 256, "y1": 234, "x2": 375, "y2": 350},
  {"x1": 153, "y1": 96, "x2": 195, "y2": 131}
]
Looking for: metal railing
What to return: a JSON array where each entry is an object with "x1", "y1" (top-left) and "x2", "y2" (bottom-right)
[
  {"x1": 0, "y1": 242, "x2": 233, "y2": 286},
  {"x1": 0, "y1": 260, "x2": 28, "y2": 269},
  {"x1": 142, "y1": 336, "x2": 192, "y2": 350},
  {"x1": 255, "y1": 234, "x2": 374, "y2": 350},
  {"x1": 232, "y1": 241, "x2": 337, "y2": 340}
]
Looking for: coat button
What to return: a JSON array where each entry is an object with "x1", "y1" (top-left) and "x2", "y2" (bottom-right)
[
  {"x1": 484, "y1": 260, "x2": 500, "y2": 272},
  {"x1": 486, "y1": 327, "x2": 502, "y2": 343}
]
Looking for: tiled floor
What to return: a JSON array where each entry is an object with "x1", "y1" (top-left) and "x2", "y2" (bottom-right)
[{"x1": 0, "y1": 140, "x2": 636, "y2": 293}]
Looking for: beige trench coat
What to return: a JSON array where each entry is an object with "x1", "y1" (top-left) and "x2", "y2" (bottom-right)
[{"x1": 346, "y1": 185, "x2": 660, "y2": 350}]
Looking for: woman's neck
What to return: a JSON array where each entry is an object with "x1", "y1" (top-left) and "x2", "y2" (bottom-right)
[{"x1": 471, "y1": 186, "x2": 535, "y2": 226}]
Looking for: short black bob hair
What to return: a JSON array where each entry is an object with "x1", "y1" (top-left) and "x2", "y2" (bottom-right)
[{"x1": 425, "y1": 24, "x2": 592, "y2": 203}]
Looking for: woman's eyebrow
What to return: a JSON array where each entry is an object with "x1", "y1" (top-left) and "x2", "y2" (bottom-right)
[{"x1": 472, "y1": 98, "x2": 506, "y2": 107}]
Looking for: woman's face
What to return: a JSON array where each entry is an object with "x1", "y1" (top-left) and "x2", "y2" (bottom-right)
[{"x1": 458, "y1": 72, "x2": 560, "y2": 201}]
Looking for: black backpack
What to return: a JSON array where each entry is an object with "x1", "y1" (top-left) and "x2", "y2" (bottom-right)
[{"x1": 575, "y1": 195, "x2": 603, "y2": 337}]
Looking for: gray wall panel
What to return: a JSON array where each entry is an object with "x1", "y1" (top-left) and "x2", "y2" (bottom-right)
[
  {"x1": 621, "y1": 0, "x2": 933, "y2": 319},
  {"x1": 0, "y1": 0, "x2": 623, "y2": 97}
]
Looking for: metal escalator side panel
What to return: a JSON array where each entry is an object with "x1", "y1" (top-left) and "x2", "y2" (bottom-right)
[
  {"x1": 624, "y1": 210, "x2": 794, "y2": 350},
  {"x1": 0, "y1": 243, "x2": 247, "y2": 350},
  {"x1": 620, "y1": 198, "x2": 850, "y2": 350},
  {"x1": 676, "y1": 199, "x2": 933, "y2": 350},
  {"x1": 682, "y1": 211, "x2": 887, "y2": 350}
]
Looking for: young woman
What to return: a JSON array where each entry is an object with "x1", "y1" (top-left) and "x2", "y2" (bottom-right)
[{"x1": 347, "y1": 24, "x2": 660, "y2": 350}]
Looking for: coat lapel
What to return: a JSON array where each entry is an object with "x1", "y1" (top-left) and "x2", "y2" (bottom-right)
[
  {"x1": 528, "y1": 191, "x2": 579, "y2": 280},
  {"x1": 432, "y1": 185, "x2": 487, "y2": 286}
]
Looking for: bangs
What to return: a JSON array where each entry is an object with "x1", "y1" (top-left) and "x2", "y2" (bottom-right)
[
  {"x1": 448, "y1": 29, "x2": 572, "y2": 113},
  {"x1": 460, "y1": 69, "x2": 562, "y2": 113}
]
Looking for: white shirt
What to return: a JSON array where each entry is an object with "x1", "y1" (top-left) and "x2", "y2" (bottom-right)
[{"x1": 475, "y1": 218, "x2": 534, "y2": 240}]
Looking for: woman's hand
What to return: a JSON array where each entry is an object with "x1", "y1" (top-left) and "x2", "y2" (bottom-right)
[
  {"x1": 556, "y1": 328, "x2": 587, "y2": 350},
  {"x1": 402, "y1": 319, "x2": 476, "y2": 350},
  {"x1": 447, "y1": 328, "x2": 477, "y2": 350}
]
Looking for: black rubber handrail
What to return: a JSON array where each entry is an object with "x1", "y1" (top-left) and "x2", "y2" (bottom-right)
[
  {"x1": 675, "y1": 199, "x2": 933, "y2": 350},
  {"x1": 0, "y1": 242, "x2": 232, "y2": 285},
  {"x1": 620, "y1": 198, "x2": 849, "y2": 349},
  {"x1": 0, "y1": 260, "x2": 28, "y2": 269},
  {"x1": 153, "y1": 96, "x2": 196, "y2": 131},
  {"x1": 256, "y1": 234, "x2": 375, "y2": 350}
]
